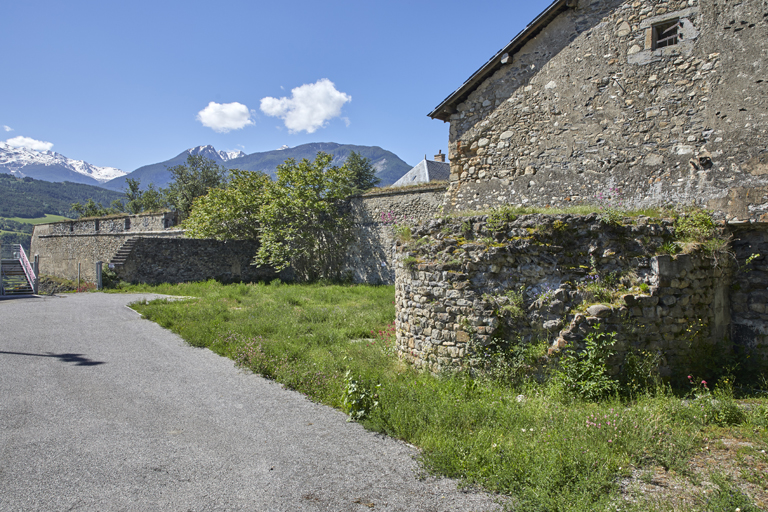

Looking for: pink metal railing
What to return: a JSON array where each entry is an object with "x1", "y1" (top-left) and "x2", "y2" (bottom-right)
[{"x1": 14, "y1": 244, "x2": 36, "y2": 290}]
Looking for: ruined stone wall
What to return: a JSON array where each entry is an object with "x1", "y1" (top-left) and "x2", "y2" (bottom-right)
[
  {"x1": 444, "y1": 0, "x2": 768, "y2": 220},
  {"x1": 114, "y1": 238, "x2": 279, "y2": 285},
  {"x1": 393, "y1": 214, "x2": 761, "y2": 380},
  {"x1": 344, "y1": 185, "x2": 446, "y2": 284}
]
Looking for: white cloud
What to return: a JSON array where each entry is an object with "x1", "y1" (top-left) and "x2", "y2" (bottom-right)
[
  {"x1": 3, "y1": 125, "x2": 13, "y2": 132},
  {"x1": 5, "y1": 136, "x2": 53, "y2": 151},
  {"x1": 260, "y1": 79, "x2": 351, "y2": 134},
  {"x1": 196, "y1": 102, "x2": 254, "y2": 133}
]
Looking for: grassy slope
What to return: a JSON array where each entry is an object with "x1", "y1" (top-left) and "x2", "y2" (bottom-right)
[
  {"x1": 120, "y1": 281, "x2": 768, "y2": 512},
  {"x1": 4, "y1": 214, "x2": 71, "y2": 224}
]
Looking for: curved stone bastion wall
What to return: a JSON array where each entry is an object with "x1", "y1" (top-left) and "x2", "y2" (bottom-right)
[{"x1": 394, "y1": 214, "x2": 768, "y2": 381}]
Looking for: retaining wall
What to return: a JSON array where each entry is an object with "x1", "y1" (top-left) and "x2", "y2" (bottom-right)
[
  {"x1": 31, "y1": 213, "x2": 184, "y2": 283},
  {"x1": 114, "y1": 238, "x2": 279, "y2": 285}
]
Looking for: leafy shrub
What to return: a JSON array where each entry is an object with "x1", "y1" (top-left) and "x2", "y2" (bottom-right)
[
  {"x1": 621, "y1": 349, "x2": 662, "y2": 397},
  {"x1": 342, "y1": 370, "x2": 380, "y2": 421},
  {"x1": 556, "y1": 325, "x2": 619, "y2": 401}
]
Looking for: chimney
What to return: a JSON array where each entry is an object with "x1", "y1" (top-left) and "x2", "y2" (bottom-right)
[{"x1": 433, "y1": 150, "x2": 446, "y2": 163}]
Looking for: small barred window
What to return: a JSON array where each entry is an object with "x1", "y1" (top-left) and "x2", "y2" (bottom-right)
[{"x1": 653, "y1": 19, "x2": 682, "y2": 49}]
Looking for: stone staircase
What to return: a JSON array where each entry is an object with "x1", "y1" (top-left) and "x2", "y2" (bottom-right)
[
  {"x1": 109, "y1": 237, "x2": 139, "y2": 270},
  {"x1": 1, "y1": 259, "x2": 34, "y2": 296}
]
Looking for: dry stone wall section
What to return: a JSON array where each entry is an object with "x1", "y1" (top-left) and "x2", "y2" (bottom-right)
[{"x1": 394, "y1": 214, "x2": 766, "y2": 380}]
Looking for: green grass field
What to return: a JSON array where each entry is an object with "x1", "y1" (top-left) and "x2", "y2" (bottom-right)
[
  {"x1": 2, "y1": 214, "x2": 71, "y2": 224},
  {"x1": 113, "y1": 280, "x2": 768, "y2": 511}
]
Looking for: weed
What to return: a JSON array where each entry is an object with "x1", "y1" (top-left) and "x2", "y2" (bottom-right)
[
  {"x1": 556, "y1": 325, "x2": 619, "y2": 401},
  {"x1": 486, "y1": 205, "x2": 519, "y2": 232},
  {"x1": 343, "y1": 368, "x2": 380, "y2": 421},
  {"x1": 403, "y1": 256, "x2": 419, "y2": 270},
  {"x1": 499, "y1": 286, "x2": 526, "y2": 320},
  {"x1": 394, "y1": 224, "x2": 412, "y2": 242},
  {"x1": 659, "y1": 240, "x2": 681, "y2": 255}
]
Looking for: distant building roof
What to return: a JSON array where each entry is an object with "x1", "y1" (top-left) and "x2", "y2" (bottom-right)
[{"x1": 391, "y1": 158, "x2": 450, "y2": 187}]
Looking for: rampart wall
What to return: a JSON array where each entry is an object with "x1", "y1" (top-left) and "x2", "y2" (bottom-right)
[
  {"x1": 344, "y1": 185, "x2": 446, "y2": 284},
  {"x1": 31, "y1": 213, "x2": 183, "y2": 283},
  {"x1": 31, "y1": 187, "x2": 446, "y2": 286}
]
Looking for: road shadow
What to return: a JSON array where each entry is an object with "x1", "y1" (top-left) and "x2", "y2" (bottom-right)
[{"x1": 0, "y1": 351, "x2": 105, "y2": 366}]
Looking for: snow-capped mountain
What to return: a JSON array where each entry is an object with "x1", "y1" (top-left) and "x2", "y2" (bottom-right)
[
  {"x1": 0, "y1": 143, "x2": 126, "y2": 184},
  {"x1": 186, "y1": 145, "x2": 246, "y2": 162}
]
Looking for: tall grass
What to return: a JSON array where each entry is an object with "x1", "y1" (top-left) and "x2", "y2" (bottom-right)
[{"x1": 124, "y1": 281, "x2": 767, "y2": 512}]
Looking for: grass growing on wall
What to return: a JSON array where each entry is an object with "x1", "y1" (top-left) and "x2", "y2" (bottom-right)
[{"x1": 120, "y1": 281, "x2": 768, "y2": 511}]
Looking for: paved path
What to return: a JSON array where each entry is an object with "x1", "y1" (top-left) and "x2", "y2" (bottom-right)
[{"x1": 0, "y1": 293, "x2": 499, "y2": 511}]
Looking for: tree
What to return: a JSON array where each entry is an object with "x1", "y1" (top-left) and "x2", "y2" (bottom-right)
[
  {"x1": 256, "y1": 152, "x2": 355, "y2": 281},
  {"x1": 345, "y1": 151, "x2": 380, "y2": 194},
  {"x1": 165, "y1": 155, "x2": 227, "y2": 220},
  {"x1": 124, "y1": 178, "x2": 166, "y2": 214},
  {"x1": 183, "y1": 151, "x2": 356, "y2": 281},
  {"x1": 70, "y1": 198, "x2": 123, "y2": 218},
  {"x1": 183, "y1": 169, "x2": 271, "y2": 241}
]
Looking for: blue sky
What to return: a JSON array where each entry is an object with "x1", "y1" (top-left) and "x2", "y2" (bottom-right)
[{"x1": 1, "y1": 0, "x2": 553, "y2": 173}]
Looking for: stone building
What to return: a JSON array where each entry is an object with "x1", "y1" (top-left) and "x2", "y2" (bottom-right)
[{"x1": 429, "y1": 0, "x2": 768, "y2": 219}]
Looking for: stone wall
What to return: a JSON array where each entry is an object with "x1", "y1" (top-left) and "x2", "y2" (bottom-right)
[
  {"x1": 114, "y1": 238, "x2": 279, "y2": 285},
  {"x1": 730, "y1": 224, "x2": 768, "y2": 373},
  {"x1": 344, "y1": 185, "x2": 446, "y2": 284},
  {"x1": 394, "y1": 214, "x2": 766, "y2": 379},
  {"x1": 45, "y1": 212, "x2": 178, "y2": 235},
  {"x1": 32, "y1": 212, "x2": 184, "y2": 283},
  {"x1": 442, "y1": 0, "x2": 768, "y2": 220}
]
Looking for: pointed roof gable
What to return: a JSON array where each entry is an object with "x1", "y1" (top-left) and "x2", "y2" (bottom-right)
[{"x1": 428, "y1": 0, "x2": 576, "y2": 122}]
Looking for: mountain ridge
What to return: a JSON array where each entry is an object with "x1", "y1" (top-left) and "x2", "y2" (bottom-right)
[
  {"x1": 0, "y1": 143, "x2": 126, "y2": 185},
  {"x1": 102, "y1": 143, "x2": 413, "y2": 191}
]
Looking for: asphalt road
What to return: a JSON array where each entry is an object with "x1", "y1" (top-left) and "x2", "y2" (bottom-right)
[{"x1": 0, "y1": 293, "x2": 500, "y2": 511}]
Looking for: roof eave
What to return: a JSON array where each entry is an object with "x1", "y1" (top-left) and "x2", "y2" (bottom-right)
[{"x1": 428, "y1": 0, "x2": 573, "y2": 122}]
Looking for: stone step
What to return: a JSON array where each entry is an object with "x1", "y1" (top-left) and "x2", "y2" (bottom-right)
[{"x1": 109, "y1": 238, "x2": 139, "y2": 267}]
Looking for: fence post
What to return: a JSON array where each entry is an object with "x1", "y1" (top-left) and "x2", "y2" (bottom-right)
[
  {"x1": 33, "y1": 254, "x2": 39, "y2": 295},
  {"x1": 77, "y1": 263, "x2": 81, "y2": 292},
  {"x1": 96, "y1": 261, "x2": 102, "y2": 290},
  {"x1": 0, "y1": 241, "x2": 3, "y2": 296}
]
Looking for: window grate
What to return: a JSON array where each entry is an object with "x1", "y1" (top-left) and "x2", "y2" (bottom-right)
[{"x1": 653, "y1": 19, "x2": 682, "y2": 49}]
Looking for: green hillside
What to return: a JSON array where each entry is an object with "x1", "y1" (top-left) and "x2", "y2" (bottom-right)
[{"x1": 0, "y1": 174, "x2": 125, "y2": 218}]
